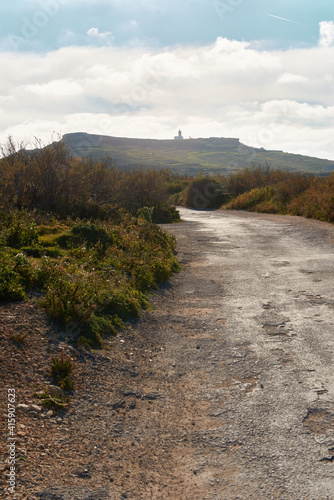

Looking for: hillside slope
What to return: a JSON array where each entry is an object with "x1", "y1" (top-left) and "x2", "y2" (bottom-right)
[{"x1": 62, "y1": 132, "x2": 334, "y2": 176}]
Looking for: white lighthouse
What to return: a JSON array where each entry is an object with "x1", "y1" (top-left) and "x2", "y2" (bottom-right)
[{"x1": 174, "y1": 129, "x2": 184, "y2": 140}]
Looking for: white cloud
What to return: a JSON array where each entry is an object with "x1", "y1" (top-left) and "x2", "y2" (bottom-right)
[
  {"x1": 24, "y1": 79, "x2": 82, "y2": 97},
  {"x1": 1, "y1": 32, "x2": 334, "y2": 160},
  {"x1": 87, "y1": 27, "x2": 114, "y2": 45},
  {"x1": 277, "y1": 73, "x2": 308, "y2": 85},
  {"x1": 319, "y1": 21, "x2": 334, "y2": 48}
]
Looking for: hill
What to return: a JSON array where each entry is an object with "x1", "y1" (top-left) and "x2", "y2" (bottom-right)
[{"x1": 62, "y1": 132, "x2": 334, "y2": 176}]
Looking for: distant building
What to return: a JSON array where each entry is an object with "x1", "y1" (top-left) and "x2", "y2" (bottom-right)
[{"x1": 174, "y1": 129, "x2": 184, "y2": 140}]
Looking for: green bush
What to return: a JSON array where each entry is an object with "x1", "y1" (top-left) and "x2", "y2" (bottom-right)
[
  {"x1": 13, "y1": 252, "x2": 36, "y2": 286},
  {"x1": 225, "y1": 186, "x2": 274, "y2": 211},
  {"x1": 137, "y1": 206, "x2": 154, "y2": 223},
  {"x1": 152, "y1": 205, "x2": 180, "y2": 223},
  {"x1": 287, "y1": 173, "x2": 334, "y2": 222},
  {"x1": 35, "y1": 256, "x2": 57, "y2": 288},
  {"x1": 80, "y1": 314, "x2": 117, "y2": 348},
  {"x1": 50, "y1": 353, "x2": 74, "y2": 390},
  {"x1": 57, "y1": 222, "x2": 112, "y2": 250},
  {"x1": 185, "y1": 177, "x2": 226, "y2": 209},
  {"x1": 97, "y1": 287, "x2": 147, "y2": 321},
  {"x1": 5, "y1": 211, "x2": 39, "y2": 248},
  {"x1": 0, "y1": 264, "x2": 26, "y2": 301},
  {"x1": 42, "y1": 280, "x2": 96, "y2": 325}
]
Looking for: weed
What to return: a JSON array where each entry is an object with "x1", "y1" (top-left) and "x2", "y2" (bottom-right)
[
  {"x1": 5, "y1": 211, "x2": 39, "y2": 248},
  {"x1": 0, "y1": 263, "x2": 26, "y2": 301},
  {"x1": 36, "y1": 391, "x2": 69, "y2": 410},
  {"x1": 42, "y1": 280, "x2": 96, "y2": 325},
  {"x1": 10, "y1": 332, "x2": 29, "y2": 344},
  {"x1": 50, "y1": 351, "x2": 74, "y2": 390},
  {"x1": 13, "y1": 252, "x2": 35, "y2": 286}
]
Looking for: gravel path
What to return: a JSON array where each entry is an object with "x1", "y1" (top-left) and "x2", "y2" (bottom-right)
[
  {"x1": 163, "y1": 208, "x2": 334, "y2": 499},
  {"x1": 5, "y1": 208, "x2": 334, "y2": 500}
]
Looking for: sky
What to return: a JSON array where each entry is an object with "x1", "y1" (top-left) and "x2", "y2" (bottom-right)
[{"x1": 1, "y1": 0, "x2": 334, "y2": 159}]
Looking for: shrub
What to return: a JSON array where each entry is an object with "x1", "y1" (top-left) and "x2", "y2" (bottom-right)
[
  {"x1": 151, "y1": 205, "x2": 180, "y2": 223},
  {"x1": 287, "y1": 174, "x2": 334, "y2": 222},
  {"x1": 80, "y1": 314, "x2": 117, "y2": 348},
  {"x1": 35, "y1": 256, "x2": 57, "y2": 288},
  {"x1": 42, "y1": 280, "x2": 96, "y2": 325},
  {"x1": 97, "y1": 287, "x2": 147, "y2": 321},
  {"x1": 0, "y1": 263, "x2": 26, "y2": 301},
  {"x1": 254, "y1": 200, "x2": 281, "y2": 214},
  {"x1": 13, "y1": 252, "x2": 35, "y2": 286},
  {"x1": 5, "y1": 211, "x2": 39, "y2": 248},
  {"x1": 225, "y1": 164, "x2": 275, "y2": 198},
  {"x1": 57, "y1": 222, "x2": 112, "y2": 250},
  {"x1": 185, "y1": 177, "x2": 226, "y2": 209},
  {"x1": 50, "y1": 352, "x2": 74, "y2": 390},
  {"x1": 137, "y1": 206, "x2": 154, "y2": 223},
  {"x1": 225, "y1": 186, "x2": 274, "y2": 211}
]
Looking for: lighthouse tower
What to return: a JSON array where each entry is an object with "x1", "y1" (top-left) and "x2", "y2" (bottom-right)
[{"x1": 174, "y1": 129, "x2": 184, "y2": 140}]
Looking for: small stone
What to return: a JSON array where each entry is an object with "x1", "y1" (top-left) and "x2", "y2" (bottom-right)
[
  {"x1": 75, "y1": 468, "x2": 91, "y2": 478},
  {"x1": 17, "y1": 404, "x2": 29, "y2": 411},
  {"x1": 30, "y1": 404, "x2": 42, "y2": 412},
  {"x1": 47, "y1": 385, "x2": 65, "y2": 398},
  {"x1": 35, "y1": 390, "x2": 46, "y2": 396}
]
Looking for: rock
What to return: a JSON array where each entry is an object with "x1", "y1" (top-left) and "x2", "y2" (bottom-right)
[
  {"x1": 17, "y1": 404, "x2": 30, "y2": 411},
  {"x1": 112, "y1": 400, "x2": 126, "y2": 410},
  {"x1": 30, "y1": 404, "x2": 42, "y2": 412},
  {"x1": 75, "y1": 467, "x2": 91, "y2": 479},
  {"x1": 67, "y1": 345, "x2": 81, "y2": 357},
  {"x1": 47, "y1": 385, "x2": 65, "y2": 398},
  {"x1": 78, "y1": 344, "x2": 92, "y2": 353}
]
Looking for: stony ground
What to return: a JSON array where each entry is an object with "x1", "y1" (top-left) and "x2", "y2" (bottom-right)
[{"x1": 1, "y1": 208, "x2": 334, "y2": 499}]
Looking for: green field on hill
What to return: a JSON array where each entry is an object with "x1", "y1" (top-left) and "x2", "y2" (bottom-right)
[{"x1": 63, "y1": 132, "x2": 334, "y2": 176}]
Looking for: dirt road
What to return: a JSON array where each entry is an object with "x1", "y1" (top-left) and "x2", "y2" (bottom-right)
[
  {"x1": 32, "y1": 208, "x2": 334, "y2": 500},
  {"x1": 159, "y1": 208, "x2": 334, "y2": 499}
]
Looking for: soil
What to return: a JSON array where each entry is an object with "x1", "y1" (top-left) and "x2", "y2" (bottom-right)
[{"x1": 1, "y1": 208, "x2": 334, "y2": 499}]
